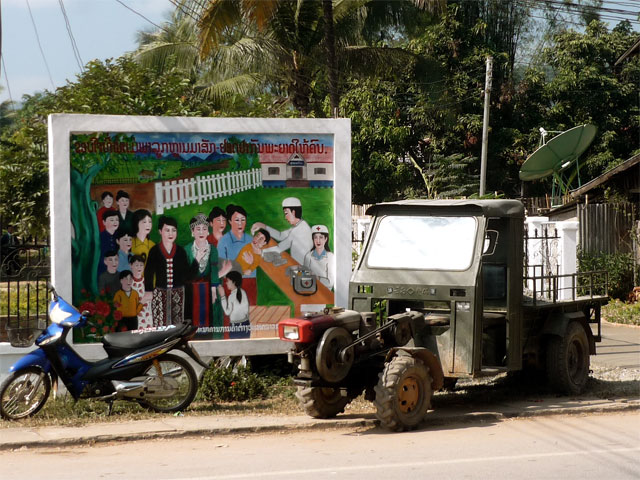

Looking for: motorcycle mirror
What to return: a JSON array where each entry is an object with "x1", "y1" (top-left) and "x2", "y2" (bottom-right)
[{"x1": 47, "y1": 283, "x2": 59, "y2": 301}]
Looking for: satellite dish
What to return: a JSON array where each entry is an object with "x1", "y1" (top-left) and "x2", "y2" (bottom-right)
[
  {"x1": 519, "y1": 124, "x2": 597, "y2": 181},
  {"x1": 519, "y1": 124, "x2": 597, "y2": 203}
]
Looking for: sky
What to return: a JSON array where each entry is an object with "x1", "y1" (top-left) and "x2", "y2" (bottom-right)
[
  {"x1": 0, "y1": 0, "x2": 638, "y2": 105},
  {"x1": 0, "y1": 0, "x2": 176, "y2": 103}
]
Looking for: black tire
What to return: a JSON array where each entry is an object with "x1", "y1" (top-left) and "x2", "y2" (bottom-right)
[
  {"x1": 138, "y1": 354, "x2": 198, "y2": 413},
  {"x1": 546, "y1": 321, "x2": 590, "y2": 395},
  {"x1": 0, "y1": 367, "x2": 51, "y2": 420},
  {"x1": 295, "y1": 386, "x2": 350, "y2": 419},
  {"x1": 374, "y1": 355, "x2": 432, "y2": 432}
]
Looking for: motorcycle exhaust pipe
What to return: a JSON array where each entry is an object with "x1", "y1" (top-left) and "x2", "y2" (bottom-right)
[{"x1": 112, "y1": 380, "x2": 146, "y2": 398}]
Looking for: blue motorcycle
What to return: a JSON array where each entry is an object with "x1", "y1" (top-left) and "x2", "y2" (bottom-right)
[{"x1": 0, "y1": 286, "x2": 207, "y2": 420}]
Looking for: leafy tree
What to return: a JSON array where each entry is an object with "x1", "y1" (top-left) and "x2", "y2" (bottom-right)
[
  {"x1": 340, "y1": 79, "x2": 422, "y2": 203},
  {"x1": 511, "y1": 20, "x2": 639, "y2": 199},
  {"x1": 0, "y1": 94, "x2": 51, "y2": 237},
  {"x1": 537, "y1": 21, "x2": 639, "y2": 178}
]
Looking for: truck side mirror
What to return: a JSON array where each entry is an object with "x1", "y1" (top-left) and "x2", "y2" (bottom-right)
[{"x1": 483, "y1": 230, "x2": 499, "y2": 256}]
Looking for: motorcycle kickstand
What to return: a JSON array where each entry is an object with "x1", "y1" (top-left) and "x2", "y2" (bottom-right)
[{"x1": 105, "y1": 400, "x2": 115, "y2": 416}]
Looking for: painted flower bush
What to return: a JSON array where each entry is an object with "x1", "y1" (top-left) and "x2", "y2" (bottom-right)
[{"x1": 73, "y1": 289, "x2": 120, "y2": 343}]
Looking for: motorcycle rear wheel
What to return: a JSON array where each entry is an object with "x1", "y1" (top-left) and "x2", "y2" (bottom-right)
[
  {"x1": 0, "y1": 367, "x2": 51, "y2": 420},
  {"x1": 138, "y1": 354, "x2": 198, "y2": 413}
]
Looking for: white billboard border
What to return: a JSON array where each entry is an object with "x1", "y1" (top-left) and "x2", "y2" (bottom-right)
[{"x1": 48, "y1": 114, "x2": 351, "y2": 357}]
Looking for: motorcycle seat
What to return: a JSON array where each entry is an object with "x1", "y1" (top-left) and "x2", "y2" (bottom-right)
[{"x1": 102, "y1": 323, "x2": 190, "y2": 351}]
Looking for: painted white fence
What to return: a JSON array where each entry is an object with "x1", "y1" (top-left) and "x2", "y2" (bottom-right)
[{"x1": 154, "y1": 168, "x2": 262, "y2": 214}]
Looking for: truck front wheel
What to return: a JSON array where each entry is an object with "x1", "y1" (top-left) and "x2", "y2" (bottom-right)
[
  {"x1": 546, "y1": 321, "x2": 590, "y2": 395},
  {"x1": 374, "y1": 355, "x2": 432, "y2": 432},
  {"x1": 295, "y1": 386, "x2": 350, "y2": 419}
]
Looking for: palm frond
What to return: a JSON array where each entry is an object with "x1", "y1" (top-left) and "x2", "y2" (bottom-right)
[
  {"x1": 342, "y1": 46, "x2": 443, "y2": 83},
  {"x1": 196, "y1": 73, "x2": 264, "y2": 104},
  {"x1": 134, "y1": 42, "x2": 201, "y2": 73},
  {"x1": 242, "y1": 0, "x2": 280, "y2": 30},
  {"x1": 198, "y1": 0, "x2": 242, "y2": 56}
]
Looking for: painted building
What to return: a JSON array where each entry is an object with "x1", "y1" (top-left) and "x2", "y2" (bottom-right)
[{"x1": 261, "y1": 149, "x2": 334, "y2": 188}]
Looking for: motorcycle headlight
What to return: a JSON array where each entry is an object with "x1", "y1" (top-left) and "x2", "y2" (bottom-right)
[{"x1": 282, "y1": 325, "x2": 300, "y2": 341}]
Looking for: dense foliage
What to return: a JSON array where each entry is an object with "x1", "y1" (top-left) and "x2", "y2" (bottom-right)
[
  {"x1": 199, "y1": 365, "x2": 271, "y2": 403},
  {"x1": 578, "y1": 250, "x2": 635, "y2": 300}
]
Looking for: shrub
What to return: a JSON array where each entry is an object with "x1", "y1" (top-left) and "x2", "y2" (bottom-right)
[
  {"x1": 578, "y1": 251, "x2": 634, "y2": 300},
  {"x1": 199, "y1": 365, "x2": 270, "y2": 403},
  {"x1": 602, "y1": 299, "x2": 640, "y2": 326}
]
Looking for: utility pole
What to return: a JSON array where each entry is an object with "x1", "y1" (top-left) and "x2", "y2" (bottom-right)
[{"x1": 479, "y1": 56, "x2": 493, "y2": 197}]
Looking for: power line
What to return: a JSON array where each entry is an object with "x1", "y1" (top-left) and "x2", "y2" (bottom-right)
[
  {"x1": 167, "y1": 0, "x2": 206, "y2": 23},
  {"x1": 58, "y1": 0, "x2": 84, "y2": 73},
  {"x1": 515, "y1": 0, "x2": 639, "y2": 25},
  {"x1": 25, "y1": 0, "x2": 56, "y2": 91},
  {"x1": 113, "y1": 0, "x2": 171, "y2": 34},
  {"x1": 1, "y1": 56, "x2": 14, "y2": 105}
]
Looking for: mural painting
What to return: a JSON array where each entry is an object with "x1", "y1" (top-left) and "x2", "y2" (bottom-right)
[{"x1": 69, "y1": 132, "x2": 335, "y2": 343}]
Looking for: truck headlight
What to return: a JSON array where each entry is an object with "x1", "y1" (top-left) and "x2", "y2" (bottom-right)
[{"x1": 282, "y1": 325, "x2": 300, "y2": 341}]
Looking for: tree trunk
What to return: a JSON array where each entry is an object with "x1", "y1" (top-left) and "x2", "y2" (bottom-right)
[{"x1": 323, "y1": 0, "x2": 339, "y2": 115}]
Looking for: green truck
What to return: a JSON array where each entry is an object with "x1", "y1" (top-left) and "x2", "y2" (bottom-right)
[{"x1": 278, "y1": 199, "x2": 608, "y2": 431}]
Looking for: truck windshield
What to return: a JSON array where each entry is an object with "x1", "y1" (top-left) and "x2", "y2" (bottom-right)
[{"x1": 367, "y1": 215, "x2": 477, "y2": 270}]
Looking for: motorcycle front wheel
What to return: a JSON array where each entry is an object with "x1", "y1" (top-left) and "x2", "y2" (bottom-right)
[
  {"x1": 138, "y1": 354, "x2": 198, "y2": 413},
  {"x1": 0, "y1": 367, "x2": 51, "y2": 420}
]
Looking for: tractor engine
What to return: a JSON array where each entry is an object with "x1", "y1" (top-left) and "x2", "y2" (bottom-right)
[{"x1": 279, "y1": 308, "x2": 417, "y2": 385}]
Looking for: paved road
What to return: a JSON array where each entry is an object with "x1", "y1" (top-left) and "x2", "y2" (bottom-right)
[
  {"x1": 591, "y1": 321, "x2": 640, "y2": 369},
  {"x1": 2, "y1": 412, "x2": 639, "y2": 480}
]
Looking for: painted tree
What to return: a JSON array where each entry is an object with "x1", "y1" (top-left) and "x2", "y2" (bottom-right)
[{"x1": 69, "y1": 133, "x2": 137, "y2": 300}]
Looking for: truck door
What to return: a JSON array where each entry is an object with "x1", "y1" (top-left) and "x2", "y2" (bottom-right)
[{"x1": 477, "y1": 216, "x2": 522, "y2": 371}]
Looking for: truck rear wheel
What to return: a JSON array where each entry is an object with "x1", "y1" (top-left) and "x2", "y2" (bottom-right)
[
  {"x1": 374, "y1": 355, "x2": 432, "y2": 432},
  {"x1": 546, "y1": 321, "x2": 590, "y2": 395},
  {"x1": 295, "y1": 386, "x2": 350, "y2": 419}
]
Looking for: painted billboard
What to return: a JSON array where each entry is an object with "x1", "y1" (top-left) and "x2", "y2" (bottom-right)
[{"x1": 49, "y1": 115, "x2": 351, "y2": 352}]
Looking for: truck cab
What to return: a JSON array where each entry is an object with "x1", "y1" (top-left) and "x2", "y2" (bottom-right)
[{"x1": 350, "y1": 199, "x2": 525, "y2": 377}]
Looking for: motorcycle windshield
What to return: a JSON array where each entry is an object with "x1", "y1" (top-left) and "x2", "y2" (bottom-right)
[{"x1": 49, "y1": 296, "x2": 82, "y2": 327}]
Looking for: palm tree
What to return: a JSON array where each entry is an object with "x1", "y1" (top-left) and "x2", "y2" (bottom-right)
[
  {"x1": 135, "y1": 1, "x2": 444, "y2": 115},
  {"x1": 134, "y1": 5, "x2": 268, "y2": 106},
  {"x1": 197, "y1": 0, "x2": 445, "y2": 116}
]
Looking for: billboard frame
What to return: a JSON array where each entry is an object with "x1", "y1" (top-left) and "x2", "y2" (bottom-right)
[{"x1": 48, "y1": 114, "x2": 351, "y2": 357}]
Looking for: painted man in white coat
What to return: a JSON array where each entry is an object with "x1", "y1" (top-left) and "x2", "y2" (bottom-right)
[{"x1": 252, "y1": 197, "x2": 313, "y2": 266}]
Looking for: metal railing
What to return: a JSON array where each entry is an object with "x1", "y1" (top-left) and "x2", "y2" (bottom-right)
[
  {"x1": 523, "y1": 270, "x2": 608, "y2": 306},
  {"x1": 0, "y1": 239, "x2": 51, "y2": 343}
]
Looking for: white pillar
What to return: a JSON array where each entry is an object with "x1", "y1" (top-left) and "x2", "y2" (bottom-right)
[{"x1": 556, "y1": 221, "x2": 579, "y2": 300}]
